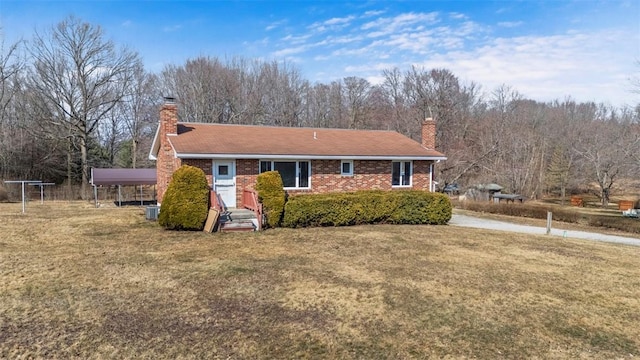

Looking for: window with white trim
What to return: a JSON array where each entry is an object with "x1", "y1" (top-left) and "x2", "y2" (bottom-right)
[
  {"x1": 341, "y1": 160, "x2": 353, "y2": 176},
  {"x1": 259, "y1": 160, "x2": 311, "y2": 189},
  {"x1": 392, "y1": 161, "x2": 412, "y2": 187},
  {"x1": 260, "y1": 161, "x2": 272, "y2": 173}
]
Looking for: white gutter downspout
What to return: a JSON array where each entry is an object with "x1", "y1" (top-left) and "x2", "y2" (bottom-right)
[
  {"x1": 430, "y1": 159, "x2": 441, "y2": 192},
  {"x1": 429, "y1": 162, "x2": 434, "y2": 192}
]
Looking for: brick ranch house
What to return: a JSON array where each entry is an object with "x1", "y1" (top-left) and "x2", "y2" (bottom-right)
[{"x1": 149, "y1": 97, "x2": 446, "y2": 208}]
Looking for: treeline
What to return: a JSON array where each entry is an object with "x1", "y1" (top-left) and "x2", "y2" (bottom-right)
[{"x1": 0, "y1": 16, "x2": 638, "y2": 204}]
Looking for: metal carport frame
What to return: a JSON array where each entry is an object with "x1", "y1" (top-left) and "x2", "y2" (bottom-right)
[{"x1": 90, "y1": 168, "x2": 157, "y2": 207}]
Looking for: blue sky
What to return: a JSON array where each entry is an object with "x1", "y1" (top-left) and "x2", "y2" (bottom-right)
[{"x1": 1, "y1": 0, "x2": 638, "y2": 107}]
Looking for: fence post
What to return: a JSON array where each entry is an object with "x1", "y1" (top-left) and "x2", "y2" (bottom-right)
[{"x1": 546, "y1": 211, "x2": 552, "y2": 235}]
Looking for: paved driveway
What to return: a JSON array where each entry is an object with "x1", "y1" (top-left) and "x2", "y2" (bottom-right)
[{"x1": 449, "y1": 214, "x2": 640, "y2": 247}]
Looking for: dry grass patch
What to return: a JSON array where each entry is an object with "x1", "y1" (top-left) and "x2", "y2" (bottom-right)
[{"x1": 1, "y1": 201, "x2": 640, "y2": 359}]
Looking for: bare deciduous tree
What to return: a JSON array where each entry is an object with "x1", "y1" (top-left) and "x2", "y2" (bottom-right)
[
  {"x1": 28, "y1": 16, "x2": 141, "y2": 198},
  {"x1": 119, "y1": 66, "x2": 159, "y2": 168},
  {"x1": 382, "y1": 67, "x2": 410, "y2": 133},
  {"x1": 573, "y1": 105, "x2": 635, "y2": 206},
  {"x1": 0, "y1": 35, "x2": 24, "y2": 180},
  {"x1": 343, "y1": 76, "x2": 371, "y2": 129}
]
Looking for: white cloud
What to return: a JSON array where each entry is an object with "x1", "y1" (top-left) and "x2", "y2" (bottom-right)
[
  {"x1": 314, "y1": 34, "x2": 363, "y2": 46},
  {"x1": 412, "y1": 29, "x2": 638, "y2": 106},
  {"x1": 363, "y1": 10, "x2": 385, "y2": 18},
  {"x1": 330, "y1": 45, "x2": 374, "y2": 57},
  {"x1": 282, "y1": 34, "x2": 312, "y2": 44},
  {"x1": 272, "y1": 45, "x2": 310, "y2": 57},
  {"x1": 449, "y1": 12, "x2": 467, "y2": 20},
  {"x1": 324, "y1": 15, "x2": 355, "y2": 26},
  {"x1": 362, "y1": 11, "x2": 440, "y2": 33},
  {"x1": 497, "y1": 21, "x2": 523, "y2": 28},
  {"x1": 308, "y1": 15, "x2": 356, "y2": 33},
  {"x1": 267, "y1": 7, "x2": 637, "y2": 106},
  {"x1": 266, "y1": 20, "x2": 287, "y2": 31},
  {"x1": 366, "y1": 74, "x2": 386, "y2": 85}
]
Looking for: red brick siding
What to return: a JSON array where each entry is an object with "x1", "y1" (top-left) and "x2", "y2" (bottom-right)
[
  {"x1": 236, "y1": 159, "x2": 259, "y2": 206},
  {"x1": 234, "y1": 159, "x2": 433, "y2": 198},
  {"x1": 291, "y1": 160, "x2": 391, "y2": 195},
  {"x1": 159, "y1": 158, "x2": 434, "y2": 205},
  {"x1": 182, "y1": 159, "x2": 214, "y2": 187},
  {"x1": 412, "y1": 160, "x2": 432, "y2": 191},
  {"x1": 421, "y1": 119, "x2": 436, "y2": 149},
  {"x1": 295, "y1": 160, "x2": 431, "y2": 194}
]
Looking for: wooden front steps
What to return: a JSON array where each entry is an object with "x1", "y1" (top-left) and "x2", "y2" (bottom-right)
[{"x1": 219, "y1": 208, "x2": 258, "y2": 232}]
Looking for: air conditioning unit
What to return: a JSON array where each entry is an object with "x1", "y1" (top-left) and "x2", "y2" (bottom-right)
[{"x1": 146, "y1": 206, "x2": 160, "y2": 221}]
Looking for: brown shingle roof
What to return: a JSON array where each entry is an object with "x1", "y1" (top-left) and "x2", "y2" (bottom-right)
[{"x1": 167, "y1": 123, "x2": 445, "y2": 159}]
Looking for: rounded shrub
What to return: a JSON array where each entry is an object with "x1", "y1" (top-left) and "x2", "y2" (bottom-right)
[
  {"x1": 255, "y1": 171, "x2": 286, "y2": 228},
  {"x1": 159, "y1": 165, "x2": 210, "y2": 230}
]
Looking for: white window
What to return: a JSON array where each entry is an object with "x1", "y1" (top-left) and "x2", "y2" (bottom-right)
[
  {"x1": 341, "y1": 160, "x2": 353, "y2": 176},
  {"x1": 259, "y1": 160, "x2": 272, "y2": 173},
  {"x1": 392, "y1": 161, "x2": 412, "y2": 187},
  {"x1": 259, "y1": 160, "x2": 311, "y2": 189}
]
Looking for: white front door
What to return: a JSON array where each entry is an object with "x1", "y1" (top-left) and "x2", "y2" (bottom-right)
[{"x1": 214, "y1": 161, "x2": 236, "y2": 208}]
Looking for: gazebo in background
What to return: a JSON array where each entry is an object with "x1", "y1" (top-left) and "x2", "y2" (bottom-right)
[{"x1": 90, "y1": 168, "x2": 156, "y2": 207}]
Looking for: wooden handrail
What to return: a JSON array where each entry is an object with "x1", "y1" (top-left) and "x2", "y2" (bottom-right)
[
  {"x1": 210, "y1": 190, "x2": 224, "y2": 213},
  {"x1": 241, "y1": 188, "x2": 263, "y2": 231}
]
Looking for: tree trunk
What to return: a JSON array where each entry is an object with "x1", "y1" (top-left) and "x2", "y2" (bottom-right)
[
  {"x1": 67, "y1": 140, "x2": 72, "y2": 200},
  {"x1": 80, "y1": 135, "x2": 88, "y2": 200},
  {"x1": 602, "y1": 188, "x2": 609, "y2": 207},
  {"x1": 131, "y1": 139, "x2": 137, "y2": 169}
]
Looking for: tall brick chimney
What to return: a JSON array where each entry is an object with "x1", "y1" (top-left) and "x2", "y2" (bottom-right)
[
  {"x1": 160, "y1": 96, "x2": 178, "y2": 136},
  {"x1": 157, "y1": 96, "x2": 180, "y2": 204},
  {"x1": 421, "y1": 118, "x2": 436, "y2": 150}
]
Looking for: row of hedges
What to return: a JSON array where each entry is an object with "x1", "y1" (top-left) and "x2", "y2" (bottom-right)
[
  {"x1": 457, "y1": 201, "x2": 640, "y2": 235},
  {"x1": 585, "y1": 215, "x2": 640, "y2": 234},
  {"x1": 282, "y1": 190, "x2": 452, "y2": 228},
  {"x1": 458, "y1": 201, "x2": 581, "y2": 224}
]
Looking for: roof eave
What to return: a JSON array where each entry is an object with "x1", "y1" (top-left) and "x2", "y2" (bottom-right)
[
  {"x1": 175, "y1": 153, "x2": 447, "y2": 161},
  {"x1": 148, "y1": 126, "x2": 161, "y2": 161}
]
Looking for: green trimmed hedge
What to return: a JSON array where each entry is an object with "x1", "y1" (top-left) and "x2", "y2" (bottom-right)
[
  {"x1": 255, "y1": 171, "x2": 286, "y2": 228},
  {"x1": 458, "y1": 201, "x2": 581, "y2": 223},
  {"x1": 282, "y1": 190, "x2": 452, "y2": 228},
  {"x1": 159, "y1": 165, "x2": 210, "y2": 230}
]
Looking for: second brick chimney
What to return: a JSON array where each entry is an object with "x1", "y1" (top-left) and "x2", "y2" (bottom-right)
[{"x1": 421, "y1": 118, "x2": 436, "y2": 150}]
